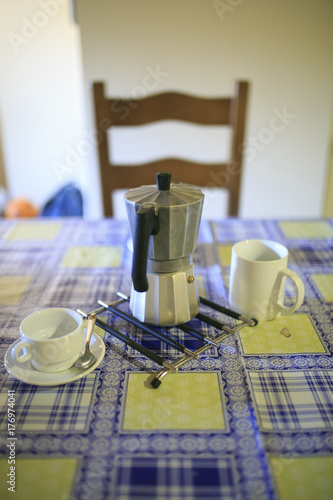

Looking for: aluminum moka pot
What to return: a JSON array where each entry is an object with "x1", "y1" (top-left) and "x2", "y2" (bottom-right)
[{"x1": 124, "y1": 172, "x2": 204, "y2": 326}]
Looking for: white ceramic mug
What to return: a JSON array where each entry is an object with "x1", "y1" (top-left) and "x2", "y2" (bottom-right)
[
  {"x1": 13, "y1": 308, "x2": 85, "y2": 372},
  {"x1": 228, "y1": 239, "x2": 304, "y2": 321}
]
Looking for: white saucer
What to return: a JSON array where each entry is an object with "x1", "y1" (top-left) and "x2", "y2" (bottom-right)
[{"x1": 4, "y1": 332, "x2": 105, "y2": 386}]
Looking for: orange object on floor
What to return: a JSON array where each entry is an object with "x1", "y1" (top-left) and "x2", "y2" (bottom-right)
[{"x1": 4, "y1": 197, "x2": 39, "y2": 218}]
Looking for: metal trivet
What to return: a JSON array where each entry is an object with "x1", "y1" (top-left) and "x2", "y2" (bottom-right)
[{"x1": 78, "y1": 293, "x2": 257, "y2": 388}]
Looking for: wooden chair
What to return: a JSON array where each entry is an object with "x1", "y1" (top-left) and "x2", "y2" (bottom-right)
[{"x1": 92, "y1": 81, "x2": 249, "y2": 216}]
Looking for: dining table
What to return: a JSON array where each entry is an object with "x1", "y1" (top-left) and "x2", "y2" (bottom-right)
[{"x1": 0, "y1": 216, "x2": 333, "y2": 500}]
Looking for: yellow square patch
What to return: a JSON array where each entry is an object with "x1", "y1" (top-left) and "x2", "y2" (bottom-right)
[
  {"x1": 61, "y1": 246, "x2": 122, "y2": 268},
  {"x1": 311, "y1": 274, "x2": 333, "y2": 302},
  {"x1": 217, "y1": 244, "x2": 232, "y2": 266},
  {"x1": 270, "y1": 456, "x2": 333, "y2": 500},
  {"x1": 122, "y1": 372, "x2": 226, "y2": 431},
  {"x1": 0, "y1": 276, "x2": 31, "y2": 304},
  {"x1": 279, "y1": 221, "x2": 333, "y2": 239},
  {"x1": 239, "y1": 314, "x2": 326, "y2": 355},
  {"x1": 0, "y1": 457, "x2": 77, "y2": 500},
  {"x1": 5, "y1": 222, "x2": 62, "y2": 241}
]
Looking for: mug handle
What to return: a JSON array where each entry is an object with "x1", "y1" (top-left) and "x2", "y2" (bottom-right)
[
  {"x1": 276, "y1": 268, "x2": 305, "y2": 315},
  {"x1": 13, "y1": 342, "x2": 32, "y2": 363}
]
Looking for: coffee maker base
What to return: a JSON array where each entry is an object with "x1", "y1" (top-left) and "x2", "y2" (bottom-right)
[{"x1": 130, "y1": 266, "x2": 199, "y2": 327}]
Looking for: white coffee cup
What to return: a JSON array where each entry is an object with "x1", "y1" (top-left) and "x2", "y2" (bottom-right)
[
  {"x1": 228, "y1": 239, "x2": 304, "y2": 321},
  {"x1": 13, "y1": 308, "x2": 85, "y2": 372}
]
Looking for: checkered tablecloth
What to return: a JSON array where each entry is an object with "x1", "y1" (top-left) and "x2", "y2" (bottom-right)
[{"x1": 0, "y1": 218, "x2": 333, "y2": 500}]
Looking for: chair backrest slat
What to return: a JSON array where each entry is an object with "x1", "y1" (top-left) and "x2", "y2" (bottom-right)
[{"x1": 92, "y1": 81, "x2": 249, "y2": 217}]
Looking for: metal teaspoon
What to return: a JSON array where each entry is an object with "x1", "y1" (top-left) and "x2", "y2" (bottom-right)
[{"x1": 75, "y1": 313, "x2": 96, "y2": 369}]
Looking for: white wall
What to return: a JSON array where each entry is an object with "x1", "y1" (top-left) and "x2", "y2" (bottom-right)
[
  {"x1": 0, "y1": 0, "x2": 88, "y2": 210},
  {"x1": 0, "y1": 0, "x2": 332, "y2": 219},
  {"x1": 324, "y1": 117, "x2": 333, "y2": 217},
  {"x1": 77, "y1": 0, "x2": 333, "y2": 219}
]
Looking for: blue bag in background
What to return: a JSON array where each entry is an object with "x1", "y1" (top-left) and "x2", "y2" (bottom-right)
[{"x1": 41, "y1": 184, "x2": 83, "y2": 217}]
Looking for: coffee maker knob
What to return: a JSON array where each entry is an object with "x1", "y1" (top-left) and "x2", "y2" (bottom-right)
[{"x1": 156, "y1": 172, "x2": 171, "y2": 191}]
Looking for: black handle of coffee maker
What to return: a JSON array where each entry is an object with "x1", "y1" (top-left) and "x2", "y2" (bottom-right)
[{"x1": 132, "y1": 204, "x2": 159, "y2": 292}]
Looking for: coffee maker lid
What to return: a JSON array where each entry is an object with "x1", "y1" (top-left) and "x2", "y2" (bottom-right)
[{"x1": 124, "y1": 172, "x2": 204, "y2": 207}]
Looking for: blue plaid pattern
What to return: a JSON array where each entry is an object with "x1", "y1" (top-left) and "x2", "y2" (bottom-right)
[
  {"x1": 210, "y1": 219, "x2": 271, "y2": 243},
  {"x1": 0, "y1": 246, "x2": 47, "y2": 274},
  {"x1": 289, "y1": 245, "x2": 333, "y2": 266},
  {"x1": 112, "y1": 456, "x2": 237, "y2": 499},
  {"x1": 0, "y1": 372, "x2": 99, "y2": 433},
  {"x1": 60, "y1": 218, "x2": 129, "y2": 245},
  {"x1": 41, "y1": 274, "x2": 128, "y2": 308},
  {"x1": 125, "y1": 325, "x2": 218, "y2": 359},
  {"x1": 248, "y1": 370, "x2": 333, "y2": 432},
  {"x1": 1, "y1": 218, "x2": 333, "y2": 500}
]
